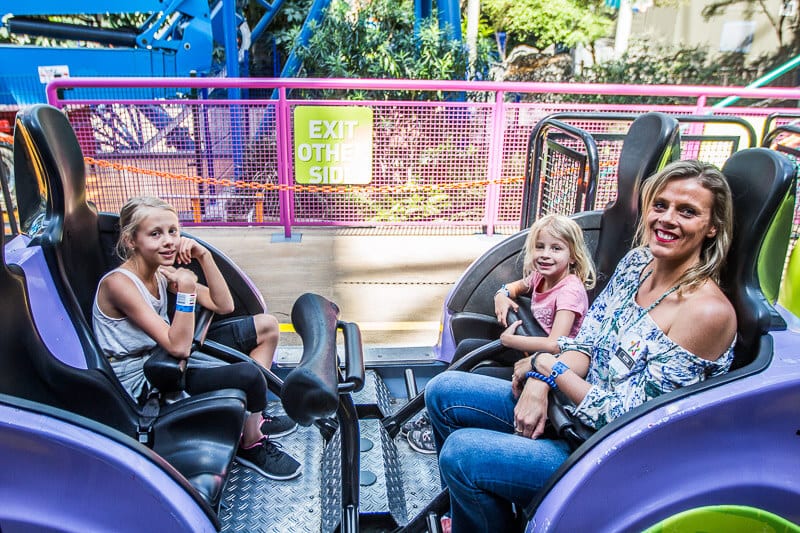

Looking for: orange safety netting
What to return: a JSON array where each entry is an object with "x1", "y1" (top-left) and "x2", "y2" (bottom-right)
[{"x1": 84, "y1": 157, "x2": 525, "y2": 193}]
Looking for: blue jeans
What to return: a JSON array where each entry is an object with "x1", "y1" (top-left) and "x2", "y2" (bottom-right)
[{"x1": 426, "y1": 371, "x2": 571, "y2": 532}]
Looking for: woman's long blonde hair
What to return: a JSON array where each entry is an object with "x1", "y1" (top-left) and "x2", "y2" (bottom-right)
[
  {"x1": 115, "y1": 196, "x2": 178, "y2": 261},
  {"x1": 634, "y1": 160, "x2": 733, "y2": 291},
  {"x1": 522, "y1": 214, "x2": 596, "y2": 289}
]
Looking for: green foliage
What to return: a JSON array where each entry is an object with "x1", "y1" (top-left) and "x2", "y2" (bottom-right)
[
  {"x1": 295, "y1": 0, "x2": 494, "y2": 85},
  {"x1": 482, "y1": 0, "x2": 614, "y2": 51},
  {"x1": 569, "y1": 41, "x2": 763, "y2": 104}
]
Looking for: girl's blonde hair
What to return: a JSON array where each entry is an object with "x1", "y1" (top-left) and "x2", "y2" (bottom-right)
[
  {"x1": 115, "y1": 196, "x2": 178, "y2": 260},
  {"x1": 522, "y1": 214, "x2": 596, "y2": 289},
  {"x1": 634, "y1": 160, "x2": 733, "y2": 291}
]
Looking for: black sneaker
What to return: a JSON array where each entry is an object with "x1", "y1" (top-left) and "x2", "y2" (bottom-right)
[
  {"x1": 407, "y1": 427, "x2": 437, "y2": 454},
  {"x1": 236, "y1": 437, "x2": 302, "y2": 480},
  {"x1": 400, "y1": 411, "x2": 431, "y2": 436},
  {"x1": 260, "y1": 411, "x2": 298, "y2": 438}
]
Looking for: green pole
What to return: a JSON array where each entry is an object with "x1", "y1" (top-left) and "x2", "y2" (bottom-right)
[{"x1": 712, "y1": 53, "x2": 800, "y2": 108}]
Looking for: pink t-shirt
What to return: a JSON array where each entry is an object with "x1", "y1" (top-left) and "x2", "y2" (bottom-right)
[{"x1": 524, "y1": 272, "x2": 588, "y2": 337}]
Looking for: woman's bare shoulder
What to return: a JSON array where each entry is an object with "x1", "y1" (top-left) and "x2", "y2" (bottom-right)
[{"x1": 672, "y1": 281, "x2": 737, "y2": 360}]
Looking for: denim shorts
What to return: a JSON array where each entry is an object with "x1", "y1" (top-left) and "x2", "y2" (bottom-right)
[{"x1": 206, "y1": 316, "x2": 258, "y2": 354}]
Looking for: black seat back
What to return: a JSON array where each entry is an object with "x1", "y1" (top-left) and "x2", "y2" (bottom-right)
[
  {"x1": 0, "y1": 204, "x2": 138, "y2": 433},
  {"x1": 590, "y1": 112, "x2": 680, "y2": 298},
  {"x1": 14, "y1": 105, "x2": 116, "y2": 371},
  {"x1": 18, "y1": 105, "x2": 112, "y2": 321},
  {"x1": 720, "y1": 148, "x2": 796, "y2": 368}
]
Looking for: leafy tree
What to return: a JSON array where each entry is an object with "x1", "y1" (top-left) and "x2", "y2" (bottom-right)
[
  {"x1": 294, "y1": 0, "x2": 494, "y2": 83},
  {"x1": 702, "y1": 0, "x2": 800, "y2": 50},
  {"x1": 481, "y1": 0, "x2": 614, "y2": 53},
  {"x1": 571, "y1": 40, "x2": 771, "y2": 104}
]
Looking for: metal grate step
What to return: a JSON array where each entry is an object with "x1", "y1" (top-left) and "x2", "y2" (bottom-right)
[{"x1": 219, "y1": 371, "x2": 440, "y2": 532}]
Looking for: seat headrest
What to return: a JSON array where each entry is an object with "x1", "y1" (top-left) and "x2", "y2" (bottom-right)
[
  {"x1": 590, "y1": 112, "x2": 680, "y2": 299},
  {"x1": 721, "y1": 148, "x2": 796, "y2": 366},
  {"x1": 15, "y1": 104, "x2": 90, "y2": 228}
]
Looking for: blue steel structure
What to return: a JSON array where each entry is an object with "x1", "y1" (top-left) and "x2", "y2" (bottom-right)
[
  {"x1": 0, "y1": 0, "x2": 219, "y2": 104},
  {"x1": 1, "y1": 0, "x2": 464, "y2": 105}
]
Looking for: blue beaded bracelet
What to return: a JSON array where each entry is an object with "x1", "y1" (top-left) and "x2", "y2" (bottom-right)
[{"x1": 526, "y1": 370, "x2": 558, "y2": 390}]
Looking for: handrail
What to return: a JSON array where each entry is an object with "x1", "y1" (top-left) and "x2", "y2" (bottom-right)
[
  {"x1": 47, "y1": 76, "x2": 800, "y2": 106},
  {"x1": 763, "y1": 123, "x2": 800, "y2": 144},
  {"x1": 43, "y1": 77, "x2": 800, "y2": 237},
  {"x1": 762, "y1": 112, "x2": 800, "y2": 145},
  {"x1": 521, "y1": 117, "x2": 599, "y2": 228},
  {"x1": 281, "y1": 292, "x2": 342, "y2": 426}
]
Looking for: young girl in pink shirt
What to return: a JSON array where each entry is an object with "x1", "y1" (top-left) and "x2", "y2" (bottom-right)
[
  {"x1": 407, "y1": 214, "x2": 596, "y2": 454},
  {"x1": 495, "y1": 214, "x2": 596, "y2": 354}
]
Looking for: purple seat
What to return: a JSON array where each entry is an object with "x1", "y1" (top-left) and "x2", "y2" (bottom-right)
[{"x1": 6, "y1": 103, "x2": 248, "y2": 515}]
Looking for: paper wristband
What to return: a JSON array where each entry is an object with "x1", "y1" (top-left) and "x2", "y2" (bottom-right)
[{"x1": 175, "y1": 292, "x2": 196, "y2": 313}]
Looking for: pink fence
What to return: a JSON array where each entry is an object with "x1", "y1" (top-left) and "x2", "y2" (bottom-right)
[{"x1": 46, "y1": 77, "x2": 800, "y2": 236}]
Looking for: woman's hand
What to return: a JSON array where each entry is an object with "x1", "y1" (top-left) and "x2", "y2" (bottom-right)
[
  {"x1": 494, "y1": 293, "x2": 519, "y2": 327},
  {"x1": 159, "y1": 265, "x2": 198, "y2": 294},
  {"x1": 514, "y1": 379, "x2": 549, "y2": 439},
  {"x1": 176, "y1": 236, "x2": 208, "y2": 265}
]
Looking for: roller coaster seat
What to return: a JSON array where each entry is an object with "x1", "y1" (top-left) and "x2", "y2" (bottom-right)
[
  {"x1": 719, "y1": 148, "x2": 795, "y2": 368},
  {"x1": 8, "y1": 103, "x2": 249, "y2": 510}
]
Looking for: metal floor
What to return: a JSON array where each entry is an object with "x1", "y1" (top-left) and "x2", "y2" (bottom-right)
[{"x1": 219, "y1": 371, "x2": 440, "y2": 532}]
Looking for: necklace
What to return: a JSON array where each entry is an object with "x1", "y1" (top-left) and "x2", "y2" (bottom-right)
[{"x1": 611, "y1": 268, "x2": 682, "y2": 338}]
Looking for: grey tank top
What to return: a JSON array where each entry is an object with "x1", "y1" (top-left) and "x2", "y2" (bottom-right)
[{"x1": 92, "y1": 267, "x2": 169, "y2": 360}]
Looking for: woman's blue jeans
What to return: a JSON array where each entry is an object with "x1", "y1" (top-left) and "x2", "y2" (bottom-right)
[{"x1": 425, "y1": 371, "x2": 571, "y2": 532}]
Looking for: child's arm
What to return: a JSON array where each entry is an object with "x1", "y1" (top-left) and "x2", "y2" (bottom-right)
[
  {"x1": 173, "y1": 236, "x2": 235, "y2": 315},
  {"x1": 493, "y1": 279, "x2": 529, "y2": 327},
  {"x1": 499, "y1": 309, "x2": 577, "y2": 355},
  {"x1": 98, "y1": 271, "x2": 196, "y2": 359}
]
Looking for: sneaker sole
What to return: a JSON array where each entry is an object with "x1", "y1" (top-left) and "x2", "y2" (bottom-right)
[
  {"x1": 399, "y1": 421, "x2": 431, "y2": 437},
  {"x1": 261, "y1": 422, "x2": 299, "y2": 439},
  {"x1": 235, "y1": 457, "x2": 302, "y2": 480},
  {"x1": 406, "y1": 435, "x2": 437, "y2": 455}
]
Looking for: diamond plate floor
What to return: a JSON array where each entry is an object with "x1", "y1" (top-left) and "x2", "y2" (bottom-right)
[
  {"x1": 218, "y1": 373, "x2": 441, "y2": 532},
  {"x1": 219, "y1": 413, "x2": 324, "y2": 533}
]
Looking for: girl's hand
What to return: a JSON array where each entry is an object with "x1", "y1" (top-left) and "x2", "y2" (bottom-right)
[
  {"x1": 159, "y1": 265, "x2": 198, "y2": 293},
  {"x1": 512, "y1": 353, "x2": 534, "y2": 398},
  {"x1": 499, "y1": 320, "x2": 522, "y2": 348},
  {"x1": 176, "y1": 236, "x2": 208, "y2": 265},
  {"x1": 494, "y1": 292, "x2": 519, "y2": 327}
]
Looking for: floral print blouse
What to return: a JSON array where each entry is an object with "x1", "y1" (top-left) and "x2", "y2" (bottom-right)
[{"x1": 557, "y1": 247, "x2": 735, "y2": 429}]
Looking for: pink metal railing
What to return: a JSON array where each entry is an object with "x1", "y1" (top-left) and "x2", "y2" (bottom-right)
[{"x1": 46, "y1": 77, "x2": 800, "y2": 237}]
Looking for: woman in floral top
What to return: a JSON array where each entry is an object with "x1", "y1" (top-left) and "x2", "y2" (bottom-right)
[{"x1": 425, "y1": 160, "x2": 738, "y2": 532}]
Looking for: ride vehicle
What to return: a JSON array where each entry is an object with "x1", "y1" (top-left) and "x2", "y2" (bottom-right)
[{"x1": 0, "y1": 104, "x2": 798, "y2": 532}]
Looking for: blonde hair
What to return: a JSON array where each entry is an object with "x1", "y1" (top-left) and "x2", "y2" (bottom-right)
[
  {"x1": 522, "y1": 214, "x2": 596, "y2": 289},
  {"x1": 634, "y1": 160, "x2": 733, "y2": 291},
  {"x1": 115, "y1": 196, "x2": 178, "y2": 260}
]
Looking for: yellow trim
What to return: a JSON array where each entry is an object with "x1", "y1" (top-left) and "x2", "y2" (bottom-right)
[
  {"x1": 15, "y1": 119, "x2": 48, "y2": 199},
  {"x1": 278, "y1": 321, "x2": 439, "y2": 333}
]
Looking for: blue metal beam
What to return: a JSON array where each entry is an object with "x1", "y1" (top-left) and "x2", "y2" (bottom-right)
[
  {"x1": 251, "y1": 0, "x2": 288, "y2": 43},
  {"x1": 279, "y1": 0, "x2": 332, "y2": 78},
  {"x1": 414, "y1": 0, "x2": 461, "y2": 41}
]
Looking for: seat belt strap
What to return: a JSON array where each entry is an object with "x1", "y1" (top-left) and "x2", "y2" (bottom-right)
[{"x1": 138, "y1": 387, "x2": 161, "y2": 445}]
